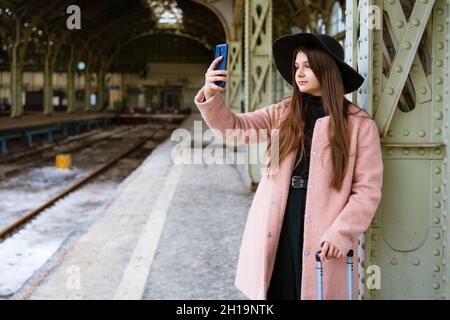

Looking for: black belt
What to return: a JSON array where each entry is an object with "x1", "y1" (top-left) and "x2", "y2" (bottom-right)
[{"x1": 291, "y1": 176, "x2": 308, "y2": 189}]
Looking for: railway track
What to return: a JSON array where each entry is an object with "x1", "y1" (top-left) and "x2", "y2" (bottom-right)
[{"x1": 0, "y1": 124, "x2": 172, "y2": 242}]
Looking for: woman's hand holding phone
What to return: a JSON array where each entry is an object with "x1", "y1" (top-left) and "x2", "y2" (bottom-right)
[{"x1": 204, "y1": 56, "x2": 228, "y2": 100}]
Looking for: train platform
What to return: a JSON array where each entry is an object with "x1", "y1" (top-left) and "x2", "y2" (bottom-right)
[{"x1": 11, "y1": 113, "x2": 251, "y2": 300}]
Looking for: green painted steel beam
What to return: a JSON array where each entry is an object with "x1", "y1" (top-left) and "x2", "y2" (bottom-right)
[
  {"x1": 245, "y1": 0, "x2": 273, "y2": 187},
  {"x1": 373, "y1": 0, "x2": 435, "y2": 138},
  {"x1": 226, "y1": 41, "x2": 242, "y2": 113}
]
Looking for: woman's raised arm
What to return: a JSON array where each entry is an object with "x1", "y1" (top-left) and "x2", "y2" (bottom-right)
[{"x1": 195, "y1": 86, "x2": 285, "y2": 144}]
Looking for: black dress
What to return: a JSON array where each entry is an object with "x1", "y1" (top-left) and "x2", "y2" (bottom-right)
[{"x1": 267, "y1": 93, "x2": 326, "y2": 300}]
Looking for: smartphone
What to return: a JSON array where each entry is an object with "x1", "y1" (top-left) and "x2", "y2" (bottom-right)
[{"x1": 214, "y1": 43, "x2": 228, "y2": 87}]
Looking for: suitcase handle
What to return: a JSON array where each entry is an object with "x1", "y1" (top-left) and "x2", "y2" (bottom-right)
[{"x1": 315, "y1": 249, "x2": 354, "y2": 300}]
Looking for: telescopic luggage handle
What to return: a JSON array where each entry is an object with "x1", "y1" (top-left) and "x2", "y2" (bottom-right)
[{"x1": 315, "y1": 249, "x2": 354, "y2": 300}]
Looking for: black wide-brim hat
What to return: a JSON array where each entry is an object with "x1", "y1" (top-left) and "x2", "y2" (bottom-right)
[{"x1": 273, "y1": 33, "x2": 365, "y2": 94}]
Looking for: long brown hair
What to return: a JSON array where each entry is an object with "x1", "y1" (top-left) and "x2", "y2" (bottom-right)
[{"x1": 266, "y1": 46, "x2": 361, "y2": 191}]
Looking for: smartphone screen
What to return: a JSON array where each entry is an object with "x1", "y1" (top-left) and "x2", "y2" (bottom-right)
[{"x1": 214, "y1": 44, "x2": 228, "y2": 87}]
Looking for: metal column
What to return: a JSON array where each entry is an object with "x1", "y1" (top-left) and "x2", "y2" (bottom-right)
[{"x1": 363, "y1": 0, "x2": 448, "y2": 300}]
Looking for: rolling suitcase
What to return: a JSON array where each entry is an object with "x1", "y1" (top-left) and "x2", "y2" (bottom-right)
[{"x1": 315, "y1": 249, "x2": 354, "y2": 300}]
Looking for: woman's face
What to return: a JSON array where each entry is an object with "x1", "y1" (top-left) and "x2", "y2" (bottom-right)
[{"x1": 294, "y1": 51, "x2": 322, "y2": 96}]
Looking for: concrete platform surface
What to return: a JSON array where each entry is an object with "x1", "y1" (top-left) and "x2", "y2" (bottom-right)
[{"x1": 12, "y1": 113, "x2": 253, "y2": 300}]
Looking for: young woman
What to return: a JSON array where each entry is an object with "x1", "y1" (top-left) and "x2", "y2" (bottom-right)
[{"x1": 194, "y1": 33, "x2": 383, "y2": 300}]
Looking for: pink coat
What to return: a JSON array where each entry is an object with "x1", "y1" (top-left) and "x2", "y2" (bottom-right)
[{"x1": 194, "y1": 87, "x2": 383, "y2": 300}]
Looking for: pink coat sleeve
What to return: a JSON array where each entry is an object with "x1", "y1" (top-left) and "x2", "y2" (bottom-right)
[
  {"x1": 319, "y1": 118, "x2": 384, "y2": 255},
  {"x1": 194, "y1": 86, "x2": 284, "y2": 144}
]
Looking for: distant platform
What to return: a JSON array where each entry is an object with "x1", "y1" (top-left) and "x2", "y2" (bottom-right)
[
  {"x1": 0, "y1": 111, "x2": 189, "y2": 155},
  {"x1": 116, "y1": 113, "x2": 188, "y2": 125},
  {"x1": 0, "y1": 112, "x2": 117, "y2": 133}
]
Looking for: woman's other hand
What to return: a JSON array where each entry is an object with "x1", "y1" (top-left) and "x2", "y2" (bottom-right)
[{"x1": 319, "y1": 241, "x2": 344, "y2": 262}]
